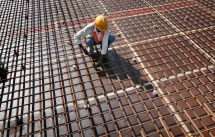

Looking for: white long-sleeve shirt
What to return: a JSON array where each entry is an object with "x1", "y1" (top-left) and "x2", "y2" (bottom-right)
[{"x1": 74, "y1": 23, "x2": 109, "y2": 55}]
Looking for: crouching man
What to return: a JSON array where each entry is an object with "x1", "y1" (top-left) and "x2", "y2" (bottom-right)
[{"x1": 74, "y1": 15, "x2": 116, "y2": 67}]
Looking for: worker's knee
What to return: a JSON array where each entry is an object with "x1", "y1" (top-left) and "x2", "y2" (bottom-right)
[
  {"x1": 85, "y1": 37, "x2": 95, "y2": 46},
  {"x1": 108, "y1": 34, "x2": 116, "y2": 44}
]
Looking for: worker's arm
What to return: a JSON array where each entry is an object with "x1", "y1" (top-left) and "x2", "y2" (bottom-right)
[
  {"x1": 74, "y1": 23, "x2": 92, "y2": 55},
  {"x1": 100, "y1": 28, "x2": 109, "y2": 55}
]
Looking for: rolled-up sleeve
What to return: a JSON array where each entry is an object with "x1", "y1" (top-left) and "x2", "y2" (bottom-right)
[
  {"x1": 74, "y1": 23, "x2": 92, "y2": 44},
  {"x1": 101, "y1": 28, "x2": 109, "y2": 55}
]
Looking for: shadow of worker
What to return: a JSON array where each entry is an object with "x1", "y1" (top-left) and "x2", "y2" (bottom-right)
[{"x1": 91, "y1": 50, "x2": 149, "y2": 88}]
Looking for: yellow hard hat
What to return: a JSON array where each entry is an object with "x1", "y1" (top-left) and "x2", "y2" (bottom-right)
[{"x1": 94, "y1": 15, "x2": 108, "y2": 32}]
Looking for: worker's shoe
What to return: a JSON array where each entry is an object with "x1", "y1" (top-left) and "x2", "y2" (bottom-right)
[{"x1": 87, "y1": 47, "x2": 94, "y2": 54}]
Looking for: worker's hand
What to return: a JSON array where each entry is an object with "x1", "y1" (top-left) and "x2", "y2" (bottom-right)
[
  {"x1": 82, "y1": 48, "x2": 90, "y2": 56},
  {"x1": 79, "y1": 44, "x2": 90, "y2": 56},
  {"x1": 96, "y1": 54, "x2": 104, "y2": 68},
  {"x1": 96, "y1": 59, "x2": 102, "y2": 68}
]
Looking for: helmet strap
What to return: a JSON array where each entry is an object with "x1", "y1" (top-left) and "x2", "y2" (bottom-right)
[{"x1": 96, "y1": 28, "x2": 101, "y2": 32}]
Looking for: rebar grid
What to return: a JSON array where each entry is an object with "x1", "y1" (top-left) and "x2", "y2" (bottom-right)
[{"x1": 0, "y1": 0, "x2": 215, "y2": 136}]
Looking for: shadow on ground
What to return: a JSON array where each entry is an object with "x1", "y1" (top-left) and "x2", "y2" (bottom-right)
[{"x1": 91, "y1": 50, "x2": 150, "y2": 87}]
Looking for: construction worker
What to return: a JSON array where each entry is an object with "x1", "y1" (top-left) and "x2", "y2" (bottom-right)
[{"x1": 74, "y1": 15, "x2": 116, "y2": 67}]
